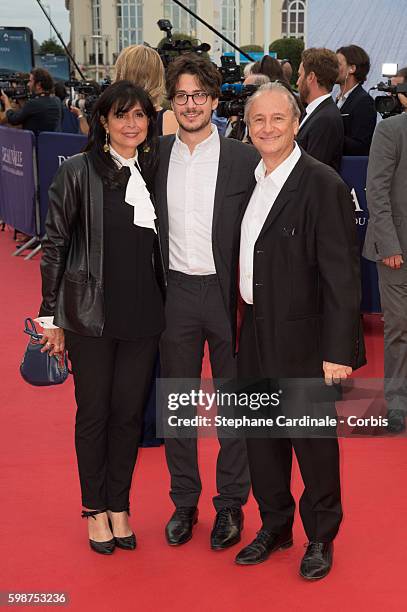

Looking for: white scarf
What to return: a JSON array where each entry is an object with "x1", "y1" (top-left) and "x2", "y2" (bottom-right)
[{"x1": 110, "y1": 146, "x2": 157, "y2": 233}]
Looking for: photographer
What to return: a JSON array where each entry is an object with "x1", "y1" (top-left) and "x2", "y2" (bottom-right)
[
  {"x1": 225, "y1": 73, "x2": 270, "y2": 142},
  {"x1": 391, "y1": 67, "x2": 407, "y2": 112},
  {"x1": 0, "y1": 68, "x2": 61, "y2": 136}
]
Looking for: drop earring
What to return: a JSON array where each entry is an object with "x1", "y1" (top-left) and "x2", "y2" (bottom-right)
[
  {"x1": 142, "y1": 142, "x2": 150, "y2": 153},
  {"x1": 103, "y1": 130, "x2": 110, "y2": 153}
]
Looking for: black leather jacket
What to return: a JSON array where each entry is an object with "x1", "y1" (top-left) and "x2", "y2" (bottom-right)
[{"x1": 39, "y1": 152, "x2": 166, "y2": 336}]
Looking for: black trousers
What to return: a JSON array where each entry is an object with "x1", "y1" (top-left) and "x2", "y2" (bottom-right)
[
  {"x1": 238, "y1": 306, "x2": 342, "y2": 542},
  {"x1": 160, "y1": 271, "x2": 250, "y2": 511},
  {"x1": 65, "y1": 330, "x2": 159, "y2": 511}
]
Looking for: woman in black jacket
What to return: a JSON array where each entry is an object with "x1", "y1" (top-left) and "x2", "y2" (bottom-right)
[{"x1": 37, "y1": 81, "x2": 165, "y2": 555}]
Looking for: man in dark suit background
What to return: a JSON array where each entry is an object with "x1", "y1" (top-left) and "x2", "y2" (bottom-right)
[
  {"x1": 154, "y1": 55, "x2": 259, "y2": 550},
  {"x1": 336, "y1": 44, "x2": 377, "y2": 155},
  {"x1": 296, "y1": 48, "x2": 344, "y2": 171},
  {"x1": 233, "y1": 83, "x2": 363, "y2": 579}
]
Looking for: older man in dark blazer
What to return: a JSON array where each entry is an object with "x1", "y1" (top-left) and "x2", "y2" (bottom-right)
[
  {"x1": 153, "y1": 54, "x2": 260, "y2": 551},
  {"x1": 233, "y1": 82, "x2": 364, "y2": 580}
]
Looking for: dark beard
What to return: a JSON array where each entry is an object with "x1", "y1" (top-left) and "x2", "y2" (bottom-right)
[{"x1": 178, "y1": 113, "x2": 212, "y2": 133}]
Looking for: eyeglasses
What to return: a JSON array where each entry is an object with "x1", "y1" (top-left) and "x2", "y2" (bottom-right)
[{"x1": 173, "y1": 92, "x2": 209, "y2": 106}]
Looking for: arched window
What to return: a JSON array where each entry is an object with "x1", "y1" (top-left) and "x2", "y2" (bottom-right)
[
  {"x1": 164, "y1": 0, "x2": 197, "y2": 38},
  {"x1": 117, "y1": 0, "x2": 143, "y2": 51},
  {"x1": 220, "y1": 0, "x2": 236, "y2": 53},
  {"x1": 282, "y1": 0, "x2": 306, "y2": 39}
]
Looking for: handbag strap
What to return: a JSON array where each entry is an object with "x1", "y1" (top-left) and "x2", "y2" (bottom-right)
[{"x1": 24, "y1": 317, "x2": 42, "y2": 340}]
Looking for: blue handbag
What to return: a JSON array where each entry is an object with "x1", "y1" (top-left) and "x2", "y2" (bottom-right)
[{"x1": 20, "y1": 318, "x2": 70, "y2": 386}]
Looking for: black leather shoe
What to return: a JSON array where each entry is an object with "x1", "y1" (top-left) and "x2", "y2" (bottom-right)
[
  {"x1": 235, "y1": 529, "x2": 293, "y2": 565},
  {"x1": 114, "y1": 533, "x2": 137, "y2": 550},
  {"x1": 107, "y1": 514, "x2": 137, "y2": 550},
  {"x1": 300, "y1": 542, "x2": 333, "y2": 580},
  {"x1": 165, "y1": 507, "x2": 198, "y2": 546},
  {"x1": 82, "y1": 510, "x2": 115, "y2": 555},
  {"x1": 387, "y1": 409, "x2": 406, "y2": 434},
  {"x1": 211, "y1": 507, "x2": 244, "y2": 550}
]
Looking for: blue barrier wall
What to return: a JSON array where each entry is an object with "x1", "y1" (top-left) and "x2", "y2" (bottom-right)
[
  {"x1": 0, "y1": 127, "x2": 36, "y2": 235},
  {"x1": 37, "y1": 132, "x2": 87, "y2": 235},
  {"x1": 340, "y1": 156, "x2": 381, "y2": 313}
]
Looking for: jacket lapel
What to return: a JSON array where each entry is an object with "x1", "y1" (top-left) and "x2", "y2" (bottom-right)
[
  {"x1": 297, "y1": 97, "x2": 334, "y2": 136},
  {"x1": 212, "y1": 137, "x2": 233, "y2": 234},
  {"x1": 258, "y1": 153, "x2": 307, "y2": 239},
  {"x1": 85, "y1": 154, "x2": 104, "y2": 280},
  {"x1": 340, "y1": 84, "x2": 361, "y2": 114},
  {"x1": 155, "y1": 135, "x2": 175, "y2": 242}
]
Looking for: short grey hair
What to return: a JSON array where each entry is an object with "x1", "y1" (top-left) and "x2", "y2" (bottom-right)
[
  {"x1": 243, "y1": 61, "x2": 255, "y2": 77},
  {"x1": 245, "y1": 74, "x2": 270, "y2": 87},
  {"x1": 244, "y1": 82, "x2": 301, "y2": 125}
]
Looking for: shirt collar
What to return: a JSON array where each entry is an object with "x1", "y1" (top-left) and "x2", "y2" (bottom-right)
[
  {"x1": 338, "y1": 83, "x2": 359, "y2": 103},
  {"x1": 109, "y1": 145, "x2": 138, "y2": 168},
  {"x1": 305, "y1": 93, "x2": 332, "y2": 116},
  {"x1": 174, "y1": 123, "x2": 219, "y2": 154},
  {"x1": 255, "y1": 142, "x2": 301, "y2": 188}
]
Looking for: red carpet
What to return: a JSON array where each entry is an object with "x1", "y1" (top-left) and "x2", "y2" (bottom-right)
[{"x1": 0, "y1": 227, "x2": 406, "y2": 611}]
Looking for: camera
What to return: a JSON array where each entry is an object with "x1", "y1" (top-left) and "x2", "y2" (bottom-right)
[
  {"x1": 64, "y1": 77, "x2": 110, "y2": 117},
  {"x1": 155, "y1": 20, "x2": 211, "y2": 68},
  {"x1": 217, "y1": 83, "x2": 258, "y2": 119},
  {"x1": 372, "y1": 63, "x2": 407, "y2": 117},
  {"x1": 374, "y1": 81, "x2": 407, "y2": 117},
  {"x1": 218, "y1": 55, "x2": 241, "y2": 85},
  {"x1": 0, "y1": 72, "x2": 29, "y2": 100}
]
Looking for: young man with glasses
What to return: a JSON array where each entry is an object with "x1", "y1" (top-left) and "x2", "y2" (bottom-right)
[{"x1": 154, "y1": 54, "x2": 259, "y2": 550}]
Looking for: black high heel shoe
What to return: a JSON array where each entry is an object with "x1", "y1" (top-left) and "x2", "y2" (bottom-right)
[
  {"x1": 81, "y1": 510, "x2": 116, "y2": 555},
  {"x1": 108, "y1": 510, "x2": 136, "y2": 551}
]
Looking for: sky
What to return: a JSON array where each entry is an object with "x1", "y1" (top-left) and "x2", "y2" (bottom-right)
[{"x1": 0, "y1": 0, "x2": 70, "y2": 45}]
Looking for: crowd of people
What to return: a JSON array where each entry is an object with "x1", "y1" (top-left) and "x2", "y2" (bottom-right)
[{"x1": 1, "y1": 42, "x2": 406, "y2": 581}]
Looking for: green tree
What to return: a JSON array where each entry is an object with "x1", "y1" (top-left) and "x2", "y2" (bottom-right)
[
  {"x1": 240, "y1": 44, "x2": 263, "y2": 55},
  {"x1": 269, "y1": 37, "x2": 305, "y2": 83},
  {"x1": 38, "y1": 37, "x2": 65, "y2": 56}
]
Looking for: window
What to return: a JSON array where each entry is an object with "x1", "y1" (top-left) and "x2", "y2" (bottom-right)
[
  {"x1": 117, "y1": 0, "x2": 143, "y2": 52},
  {"x1": 220, "y1": 0, "x2": 236, "y2": 53},
  {"x1": 281, "y1": 0, "x2": 306, "y2": 39},
  {"x1": 91, "y1": 0, "x2": 101, "y2": 36},
  {"x1": 164, "y1": 0, "x2": 197, "y2": 38}
]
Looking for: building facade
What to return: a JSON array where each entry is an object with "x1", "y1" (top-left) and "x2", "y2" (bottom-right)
[{"x1": 65, "y1": 0, "x2": 307, "y2": 78}]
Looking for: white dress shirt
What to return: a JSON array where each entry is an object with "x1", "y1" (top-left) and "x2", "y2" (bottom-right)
[
  {"x1": 299, "y1": 93, "x2": 332, "y2": 129},
  {"x1": 239, "y1": 143, "x2": 302, "y2": 305},
  {"x1": 336, "y1": 84, "x2": 359, "y2": 110},
  {"x1": 167, "y1": 124, "x2": 220, "y2": 275},
  {"x1": 109, "y1": 146, "x2": 157, "y2": 233}
]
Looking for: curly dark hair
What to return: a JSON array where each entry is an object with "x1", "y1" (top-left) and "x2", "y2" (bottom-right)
[
  {"x1": 165, "y1": 54, "x2": 222, "y2": 100},
  {"x1": 84, "y1": 80, "x2": 158, "y2": 191},
  {"x1": 31, "y1": 68, "x2": 54, "y2": 93}
]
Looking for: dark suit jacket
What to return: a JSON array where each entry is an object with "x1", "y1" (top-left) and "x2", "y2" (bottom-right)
[
  {"x1": 153, "y1": 134, "x2": 260, "y2": 335},
  {"x1": 339, "y1": 83, "x2": 377, "y2": 155},
  {"x1": 234, "y1": 150, "x2": 365, "y2": 378},
  {"x1": 296, "y1": 97, "x2": 344, "y2": 171}
]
